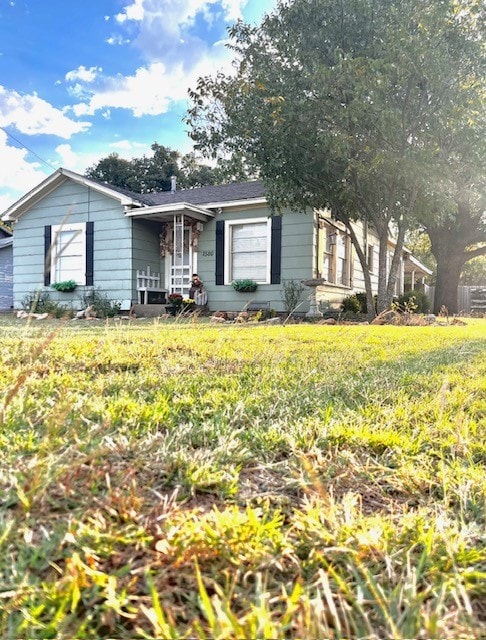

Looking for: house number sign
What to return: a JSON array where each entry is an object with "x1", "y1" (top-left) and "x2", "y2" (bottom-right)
[{"x1": 202, "y1": 250, "x2": 214, "y2": 257}]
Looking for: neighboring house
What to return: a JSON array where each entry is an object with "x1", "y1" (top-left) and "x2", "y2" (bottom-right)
[
  {"x1": 0, "y1": 224, "x2": 13, "y2": 312},
  {"x1": 1, "y1": 168, "x2": 431, "y2": 313}
]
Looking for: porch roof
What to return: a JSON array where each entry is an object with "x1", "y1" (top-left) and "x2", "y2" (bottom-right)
[
  {"x1": 403, "y1": 253, "x2": 433, "y2": 277},
  {"x1": 125, "y1": 201, "x2": 215, "y2": 222}
]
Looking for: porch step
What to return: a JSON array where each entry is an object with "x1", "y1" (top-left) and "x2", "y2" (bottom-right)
[{"x1": 131, "y1": 304, "x2": 169, "y2": 318}]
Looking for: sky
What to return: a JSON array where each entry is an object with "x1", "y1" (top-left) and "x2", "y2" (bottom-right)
[{"x1": 0, "y1": 0, "x2": 277, "y2": 213}]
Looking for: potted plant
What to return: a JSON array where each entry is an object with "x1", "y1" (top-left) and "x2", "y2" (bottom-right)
[
  {"x1": 182, "y1": 297, "x2": 196, "y2": 312},
  {"x1": 166, "y1": 293, "x2": 183, "y2": 315},
  {"x1": 51, "y1": 280, "x2": 77, "y2": 292},
  {"x1": 232, "y1": 279, "x2": 258, "y2": 293}
]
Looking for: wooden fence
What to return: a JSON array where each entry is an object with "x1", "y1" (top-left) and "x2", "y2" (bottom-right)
[{"x1": 427, "y1": 285, "x2": 486, "y2": 314}]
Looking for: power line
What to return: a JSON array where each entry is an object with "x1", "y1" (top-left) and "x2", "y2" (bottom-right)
[{"x1": 0, "y1": 126, "x2": 57, "y2": 171}]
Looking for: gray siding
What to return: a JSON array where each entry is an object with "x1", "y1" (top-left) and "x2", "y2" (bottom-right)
[
  {"x1": 12, "y1": 182, "x2": 133, "y2": 310},
  {"x1": 197, "y1": 205, "x2": 315, "y2": 312},
  {"x1": 131, "y1": 219, "x2": 165, "y2": 301},
  {"x1": 0, "y1": 244, "x2": 13, "y2": 310}
]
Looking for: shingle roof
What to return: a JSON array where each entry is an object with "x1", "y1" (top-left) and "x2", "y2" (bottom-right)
[{"x1": 92, "y1": 180, "x2": 266, "y2": 207}]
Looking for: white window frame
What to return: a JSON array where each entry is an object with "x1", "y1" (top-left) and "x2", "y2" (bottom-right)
[
  {"x1": 367, "y1": 244, "x2": 375, "y2": 273},
  {"x1": 224, "y1": 217, "x2": 272, "y2": 285},
  {"x1": 322, "y1": 224, "x2": 336, "y2": 283},
  {"x1": 51, "y1": 222, "x2": 87, "y2": 285}
]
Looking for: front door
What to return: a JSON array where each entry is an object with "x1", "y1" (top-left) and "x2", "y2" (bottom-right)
[{"x1": 169, "y1": 214, "x2": 195, "y2": 296}]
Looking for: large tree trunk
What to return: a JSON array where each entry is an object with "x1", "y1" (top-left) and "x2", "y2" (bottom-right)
[
  {"x1": 433, "y1": 249, "x2": 465, "y2": 314},
  {"x1": 430, "y1": 227, "x2": 467, "y2": 314}
]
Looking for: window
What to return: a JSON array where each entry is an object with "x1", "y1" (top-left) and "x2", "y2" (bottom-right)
[
  {"x1": 321, "y1": 224, "x2": 351, "y2": 286},
  {"x1": 51, "y1": 222, "x2": 86, "y2": 284},
  {"x1": 225, "y1": 218, "x2": 271, "y2": 283},
  {"x1": 337, "y1": 235, "x2": 350, "y2": 286},
  {"x1": 367, "y1": 244, "x2": 375, "y2": 272},
  {"x1": 322, "y1": 225, "x2": 336, "y2": 282}
]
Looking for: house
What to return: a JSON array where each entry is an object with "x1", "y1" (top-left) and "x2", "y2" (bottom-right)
[
  {"x1": 1, "y1": 168, "x2": 431, "y2": 314},
  {"x1": 0, "y1": 224, "x2": 13, "y2": 312}
]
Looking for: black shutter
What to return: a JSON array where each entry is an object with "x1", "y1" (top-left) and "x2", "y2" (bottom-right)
[
  {"x1": 86, "y1": 221, "x2": 94, "y2": 286},
  {"x1": 44, "y1": 225, "x2": 52, "y2": 286},
  {"x1": 270, "y1": 216, "x2": 282, "y2": 284},
  {"x1": 215, "y1": 220, "x2": 225, "y2": 285}
]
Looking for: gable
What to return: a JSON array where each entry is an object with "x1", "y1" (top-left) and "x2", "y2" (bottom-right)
[{"x1": 2, "y1": 168, "x2": 142, "y2": 223}]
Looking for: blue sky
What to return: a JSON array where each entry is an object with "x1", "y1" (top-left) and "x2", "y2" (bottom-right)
[{"x1": 0, "y1": 0, "x2": 277, "y2": 212}]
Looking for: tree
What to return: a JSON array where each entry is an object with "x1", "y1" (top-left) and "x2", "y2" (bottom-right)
[
  {"x1": 86, "y1": 143, "x2": 223, "y2": 193},
  {"x1": 85, "y1": 153, "x2": 138, "y2": 191},
  {"x1": 187, "y1": 0, "x2": 484, "y2": 316},
  {"x1": 413, "y1": 93, "x2": 485, "y2": 312}
]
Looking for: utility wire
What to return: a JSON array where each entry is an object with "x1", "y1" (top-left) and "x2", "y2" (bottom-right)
[{"x1": 0, "y1": 126, "x2": 57, "y2": 170}]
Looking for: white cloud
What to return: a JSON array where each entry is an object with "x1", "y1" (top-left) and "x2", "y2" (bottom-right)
[
  {"x1": 63, "y1": 0, "x2": 250, "y2": 120},
  {"x1": 0, "y1": 85, "x2": 91, "y2": 138},
  {"x1": 65, "y1": 66, "x2": 102, "y2": 83},
  {"x1": 115, "y1": 0, "x2": 145, "y2": 23},
  {"x1": 106, "y1": 35, "x2": 130, "y2": 46},
  {"x1": 109, "y1": 140, "x2": 147, "y2": 151},
  {"x1": 0, "y1": 130, "x2": 50, "y2": 212},
  {"x1": 70, "y1": 54, "x2": 230, "y2": 118}
]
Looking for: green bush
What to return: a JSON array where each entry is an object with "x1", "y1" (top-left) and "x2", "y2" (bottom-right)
[
  {"x1": 79, "y1": 288, "x2": 121, "y2": 318},
  {"x1": 341, "y1": 294, "x2": 362, "y2": 314},
  {"x1": 21, "y1": 290, "x2": 71, "y2": 318},
  {"x1": 281, "y1": 279, "x2": 306, "y2": 313},
  {"x1": 397, "y1": 290, "x2": 430, "y2": 314}
]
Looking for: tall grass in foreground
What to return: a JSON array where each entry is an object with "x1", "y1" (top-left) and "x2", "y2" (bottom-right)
[{"x1": 0, "y1": 317, "x2": 485, "y2": 638}]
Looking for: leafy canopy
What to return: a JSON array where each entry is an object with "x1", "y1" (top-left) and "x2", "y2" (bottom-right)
[{"x1": 187, "y1": 0, "x2": 485, "y2": 312}]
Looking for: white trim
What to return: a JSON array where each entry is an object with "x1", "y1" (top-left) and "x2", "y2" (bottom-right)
[
  {"x1": 224, "y1": 216, "x2": 272, "y2": 285},
  {"x1": 206, "y1": 197, "x2": 267, "y2": 209},
  {"x1": 51, "y1": 221, "x2": 87, "y2": 285},
  {"x1": 2, "y1": 168, "x2": 142, "y2": 222},
  {"x1": 125, "y1": 201, "x2": 213, "y2": 222}
]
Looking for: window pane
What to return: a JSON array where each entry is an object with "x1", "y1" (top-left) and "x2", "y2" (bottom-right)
[
  {"x1": 230, "y1": 222, "x2": 268, "y2": 282},
  {"x1": 53, "y1": 225, "x2": 85, "y2": 283}
]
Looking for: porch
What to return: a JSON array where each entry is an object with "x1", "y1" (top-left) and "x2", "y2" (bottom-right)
[{"x1": 128, "y1": 202, "x2": 213, "y2": 300}]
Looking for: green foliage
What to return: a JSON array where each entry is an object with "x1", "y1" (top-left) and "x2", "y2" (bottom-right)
[
  {"x1": 187, "y1": 0, "x2": 484, "y2": 314},
  {"x1": 85, "y1": 143, "x2": 224, "y2": 193},
  {"x1": 232, "y1": 279, "x2": 258, "y2": 292},
  {"x1": 461, "y1": 255, "x2": 486, "y2": 286},
  {"x1": 341, "y1": 292, "x2": 378, "y2": 315},
  {"x1": 51, "y1": 280, "x2": 77, "y2": 292},
  {"x1": 79, "y1": 288, "x2": 121, "y2": 318},
  {"x1": 341, "y1": 294, "x2": 362, "y2": 314},
  {"x1": 0, "y1": 318, "x2": 485, "y2": 638},
  {"x1": 20, "y1": 290, "x2": 71, "y2": 318},
  {"x1": 281, "y1": 279, "x2": 306, "y2": 314},
  {"x1": 397, "y1": 290, "x2": 431, "y2": 314}
]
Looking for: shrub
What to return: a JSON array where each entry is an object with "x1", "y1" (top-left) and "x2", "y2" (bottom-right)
[
  {"x1": 79, "y1": 288, "x2": 121, "y2": 318},
  {"x1": 397, "y1": 290, "x2": 430, "y2": 314},
  {"x1": 281, "y1": 279, "x2": 306, "y2": 313},
  {"x1": 21, "y1": 290, "x2": 71, "y2": 318},
  {"x1": 341, "y1": 294, "x2": 362, "y2": 314}
]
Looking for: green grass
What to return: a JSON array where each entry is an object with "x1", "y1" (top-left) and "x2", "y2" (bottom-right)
[{"x1": 0, "y1": 316, "x2": 485, "y2": 638}]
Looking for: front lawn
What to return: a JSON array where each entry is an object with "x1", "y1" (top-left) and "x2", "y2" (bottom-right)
[{"x1": 1, "y1": 317, "x2": 485, "y2": 638}]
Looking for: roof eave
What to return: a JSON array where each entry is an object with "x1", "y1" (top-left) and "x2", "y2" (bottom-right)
[
  {"x1": 125, "y1": 201, "x2": 215, "y2": 222},
  {"x1": 2, "y1": 168, "x2": 142, "y2": 222},
  {"x1": 205, "y1": 197, "x2": 267, "y2": 209}
]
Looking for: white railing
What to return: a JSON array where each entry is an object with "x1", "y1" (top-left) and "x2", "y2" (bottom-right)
[{"x1": 136, "y1": 266, "x2": 167, "y2": 304}]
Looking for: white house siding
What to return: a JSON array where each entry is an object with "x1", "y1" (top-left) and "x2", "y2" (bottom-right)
[{"x1": 12, "y1": 181, "x2": 133, "y2": 310}]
